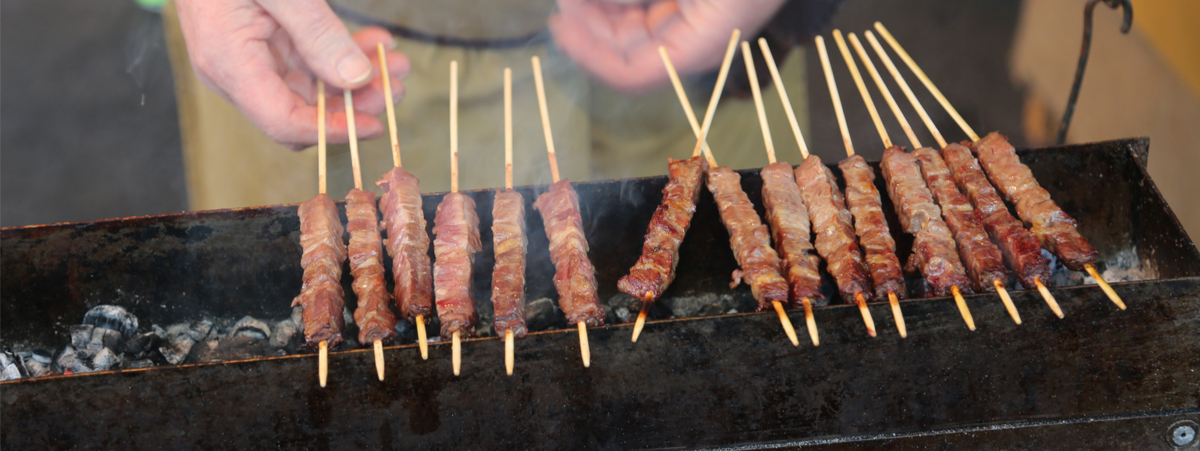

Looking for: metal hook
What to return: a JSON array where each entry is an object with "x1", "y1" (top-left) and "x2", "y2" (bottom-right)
[{"x1": 1056, "y1": 0, "x2": 1133, "y2": 145}]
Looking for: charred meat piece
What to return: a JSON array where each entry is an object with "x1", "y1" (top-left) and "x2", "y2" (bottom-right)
[
  {"x1": 880, "y1": 147, "x2": 972, "y2": 297},
  {"x1": 838, "y1": 155, "x2": 905, "y2": 300},
  {"x1": 535, "y1": 180, "x2": 606, "y2": 326},
  {"x1": 619, "y1": 156, "x2": 709, "y2": 305},
  {"x1": 346, "y1": 189, "x2": 398, "y2": 345},
  {"x1": 491, "y1": 190, "x2": 529, "y2": 338},
  {"x1": 433, "y1": 192, "x2": 482, "y2": 339},
  {"x1": 759, "y1": 161, "x2": 823, "y2": 306},
  {"x1": 376, "y1": 168, "x2": 434, "y2": 323},
  {"x1": 292, "y1": 193, "x2": 347, "y2": 348},
  {"x1": 969, "y1": 132, "x2": 1097, "y2": 271},
  {"x1": 795, "y1": 155, "x2": 873, "y2": 303},
  {"x1": 705, "y1": 166, "x2": 789, "y2": 310},
  {"x1": 913, "y1": 148, "x2": 1008, "y2": 292},
  {"x1": 942, "y1": 142, "x2": 1051, "y2": 289}
]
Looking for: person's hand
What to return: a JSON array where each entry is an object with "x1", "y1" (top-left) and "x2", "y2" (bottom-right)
[
  {"x1": 176, "y1": 0, "x2": 410, "y2": 149},
  {"x1": 548, "y1": 0, "x2": 787, "y2": 92}
]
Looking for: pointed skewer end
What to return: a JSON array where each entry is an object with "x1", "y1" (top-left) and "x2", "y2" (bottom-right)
[
  {"x1": 888, "y1": 291, "x2": 907, "y2": 338},
  {"x1": 505, "y1": 330, "x2": 514, "y2": 376},
  {"x1": 1035, "y1": 278, "x2": 1065, "y2": 318},
  {"x1": 374, "y1": 340, "x2": 385, "y2": 381},
  {"x1": 318, "y1": 340, "x2": 328, "y2": 388},
  {"x1": 452, "y1": 332, "x2": 462, "y2": 376},
  {"x1": 951, "y1": 286, "x2": 976, "y2": 331},
  {"x1": 578, "y1": 322, "x2": 591, "y2": 368},
  {"x1": 416, "y1": 315, "x2": 429, "y2": 360},
  {"x1": 772, "y1": 301, "x2": 800, "y2": 346},
  {"x1": 1086, "y1": 264, "x2": 1126, "y2": 310}
]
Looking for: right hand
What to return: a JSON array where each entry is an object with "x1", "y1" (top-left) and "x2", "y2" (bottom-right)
[{"x1": 176, "y1": 0, "x2": 411, "y2": 150}]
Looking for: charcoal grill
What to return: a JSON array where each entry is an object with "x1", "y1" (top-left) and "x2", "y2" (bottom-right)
[{"x1": 2, "y1": 138, "x2": 1198, "y2": 449}]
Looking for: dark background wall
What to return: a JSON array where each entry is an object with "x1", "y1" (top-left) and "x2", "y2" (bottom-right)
[{"x1": 0, "y1": 0, "x2": 1022, "y2": 228}]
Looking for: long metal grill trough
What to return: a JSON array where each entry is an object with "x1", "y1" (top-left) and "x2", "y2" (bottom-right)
[{"x1": 2, "y1": 138, "x2": 1198, "y2": 449}]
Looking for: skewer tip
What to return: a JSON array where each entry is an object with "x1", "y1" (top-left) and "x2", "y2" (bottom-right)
[
  {"x1": 578, "y1": 322, "x2": 591, "y2": 368},
  {"x1": 888, "y1": 291, "x2": 907, "y2": 338},
  {"x1": 951, "y1": 286, "x2": 976, "y2": 331},
  {"x1": 318, "y1": 340, "x2": 328, "y2": 388},
  {"x1": 1086, "y1": 264, "x2": 1127, "y2": 310},
  {"x1": 1035, "y1": 277, "x2": 1065, "y2": 318},
  {"x1": 505, "y1": 330, "x2": 514, "y2": 376},
  {"x1": 416, "y1": 315, "x2": 429, "y2": 360},
  {"x1": 772, "y1": 301, "x2": 800, "y2": 347},
  {"x1": 855, "y1": 293, "x2": 877, "y2": 337},
  {"x1": 452, "y1": 331, "x2": 462, "y2": 376},
  {"x1": 374, "y1": 340, "x2": 385, "y2": 381},
  {"x1": 994, "y1": 280, "x2": 1022, "y2": 325},
  {"x1": 631, "y1": 296, "x2": 650, "y2": 343},
  {"x1": 802, "y1": 298, "x2": 819, "y2": 346}
]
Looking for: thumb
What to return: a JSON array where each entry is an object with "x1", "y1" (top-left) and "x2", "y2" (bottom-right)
[{"x1": 257, "y1": 0, "x2": 373, "y2": 89}]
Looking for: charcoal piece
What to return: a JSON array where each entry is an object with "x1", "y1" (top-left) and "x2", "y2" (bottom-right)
[
  {"x1": 525, "y1": 297, "x2": 566, "y2": 332},
  {"x1": 70, "y1": 324, "x2": 95, "y2": 349},
  {"x1": 188, "y1": 320, "x2": 214, "y2": 341},
  {"x1": 124, "y1": 332, "x2": 162, "y2": 356},
  {"x1": 192, "y1": 336, "x2": 269, "y2": 362},
  {"x1": 159, "y1": 335, "x2": 195, "y2": 365},
  {"x1": 393, "y1": 319, "x2": 416, "y2": 343},
  {"x1": 343, "y1": 307, "x2": 355, "y2": 327},
  {"x1": 91, "y1": 348, "x2": 121, "y2": 371},
  {"x1": 89, "y1": 327, "x2": 124, "y2": 352},
  {"x1": 269, "y1": 320, "x2": 300, "y2": 349},
  {"x1": 231, "y1": 316, "x2": 270, "y2": 341},
  {"x1": 659, "y1": 292, "x2": 735, "y2": 319},
  {"x1": 124, "y1": 359, "x2": 156, "y2": 369},
  {"x1": 82, "y1": 305, "x2": 139, "y2": 339},
  {"x1": 56, "y1": 346, "x2": 90, "y2": 374},
  {"x1": 615, "y1": 307, "x2": 632, "y2": 324},
  {"x1": 290, "y1": 306, "x2": 304, "y2": 328},
  {"x1": 1, "y1": 352, "x2": 23, "y2": 381},
  {"x1": 24, "y1": 359, "x2": 53, "y2": 378}
]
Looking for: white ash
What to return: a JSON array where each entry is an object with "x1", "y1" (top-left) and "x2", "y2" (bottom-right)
[
  {"x1": 82, "y1": 305, "x2": 138, "y2": 339},
  {"x1": 1, "y1": 352, "x2": 24, "y2": 381},
  {"x1": 231, "y1": 316, "x2": 271, "y2": 341},
  {"x1": 1046, "y1": 247, "x2": 1155, "y2": 288}
]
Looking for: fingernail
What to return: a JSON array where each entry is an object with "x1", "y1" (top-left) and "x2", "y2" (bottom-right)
[{"x1": 338, "y1": 53, "x2": 373, "y2": 85}]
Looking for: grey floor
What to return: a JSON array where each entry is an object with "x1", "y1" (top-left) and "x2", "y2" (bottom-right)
[{"x1": 0, "y1": 0, "x2": 1023, "y2": 228}]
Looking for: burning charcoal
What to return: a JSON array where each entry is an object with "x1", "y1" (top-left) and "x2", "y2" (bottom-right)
[
  {"x1": 1, "y1": 352, "x2": 23, "y2": 381},
  {"x1": 70, "y1": 324, "x2": 95, "y2": 350},
  {"x1": 82, "y1": 305, "x2": 139, "y2": 339},
  {"x1": 526, "y1": 297, "x2": 566, "y2": 332},
  {"x1": 124, "y1": 332, "x2": 162, "y2": 356},
  {"x1": 269, "y1": 320, "x2": 300, "y2": 349},
  {"x1": 89, "y1": 327, "x2": 125, "y2": 352},
  {"x1": 57, "y1": 346, "x2": 90, "y2": 374},
  {"x1": 231, "y1": 316, "x2": 271, "y2": 341},
  {"x1": 91, "y1": 348, "x2": 121, "y2": 371},
  {"x1": 124, "y1": 359, "x2": 156, "y2": 369},
  {"x1": 159, "y1": 335, "x2": 196, "y2": 365}
]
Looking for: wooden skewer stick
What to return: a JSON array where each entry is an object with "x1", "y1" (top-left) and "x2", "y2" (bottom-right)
[
  {"x1": 658, "y1": 47, "x2": 713, "y2": 162},
  {"x1": 855, "y1": 292, "x2": 877, "y2": 337},
  {"x1": 818, "y1": 33, "x2": 907, "y2": 338},
  {"x1": 863, "y1": 32, "x2": 946, "y2": 149},
  {"x1": 757, "y1": 38, "x2": 809, "y2": 159},
  {"x1": 888, "y1": 292, "x2": 907, "y2": 338},
  {"x1": 532, "y1": 55, "x2": 591, "y2": 366},
  {"x1": 994, "y1": 279, "x2": 1022, "y2": 324},
  {"x1": 951, "y1": 286, "x2": 976, "y2": 331},
  {"x1": 1086, "y1": 264, "x2": 1126, "y2": 309},
  {"x1": 1035, "y1": 278, "x2": 1065, "y2": 318},
  {"x1": 416, "y1": 315, "x2": 428, "y2": 359},
  {"x1": 346, "y1": 84, "x2": 386, "y2": 376},
  {"x1": 873, "y1": 22, "x2": 980, "y2": 142},
  {"x1": 831, "y1": 31, "x2": 892, "y2": 149},
  {"x1": 449, "y1": 60, "x2": 464, "y2": 376},
  {"x1": 345, "y1": 89, "x2": 362, "y2": 190},
  {"x1": 318, "y1": 340, "x2": 328, "y2": 387},
  {"x1": 742, "y1": 41, "x2": 801, "y2": 345},
  {"x1": 802, "y1": 298, "x2": 819, "y2": 346},
  {"x1": 374, "y1": 341, "x2": 385, "y2": 381},
  {"x1": 502, "y1": 67, "x2": 517, "y2": 376},
  {"x1": 452, "y1": 332, "x2": 462, "y2": 376},
  {"x1": 378, "y1": 43, "x2": 402, "y2": 167},
  {"x1": 845, "y1": 32, "x2": 920, "y2": 148},
  {"x1": 631, "y1": 292, "x2": 651, "y2": 343},
  {"x1": 505, "y1": 330, "x2": 514, "y2": 376},
  {"x1": 316, "y1": 80, "x2": 330, "y2": 388}
]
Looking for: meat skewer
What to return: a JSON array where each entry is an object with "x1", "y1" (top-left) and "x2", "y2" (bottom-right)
[
  {"x1": 812, "y1": 36, "x2": 907, "y2": 337},
  {"x1": 615, "y1": 45, "x2": 718, "y2": 343},
  {"x1": 739, "y1": 40, "x2": 822, "y2": 345},
  {"x1": 862, "y1": 31, "x2": 1062, "y2": 318},
  {"x1": 433, "y1": 61, "x2": 481, "y2": 376},
  {"x1": 293, "y1": 81, "x2": 346, "y2": 388},
  {"x1": 830, "y1": 30, "x2": 977, "y2": 330},
  {"x1": 874, "y1": 22, "x2": 1123, "y2": 310},
  {"x1": 846, "y1": 32, "x2": 1021, "y2": 325},
  {"x1": 346, "y1": 49, "x2": 399, "y2": 381},
  {"x1": 532, "y1": 55, "x2": 606, "y2": 367},
  {"x1": 492, "y1": 67, "x2": 528, "y2": 375}
]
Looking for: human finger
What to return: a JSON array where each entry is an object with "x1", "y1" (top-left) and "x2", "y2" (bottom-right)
[{"x1": 257, "y1": 0, "x2": 375, "y2": 89}]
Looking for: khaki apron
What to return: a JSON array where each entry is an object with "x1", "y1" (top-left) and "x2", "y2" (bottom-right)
[{"x1": 164, "y1": 0, "x2": 811, "y2": 210}]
